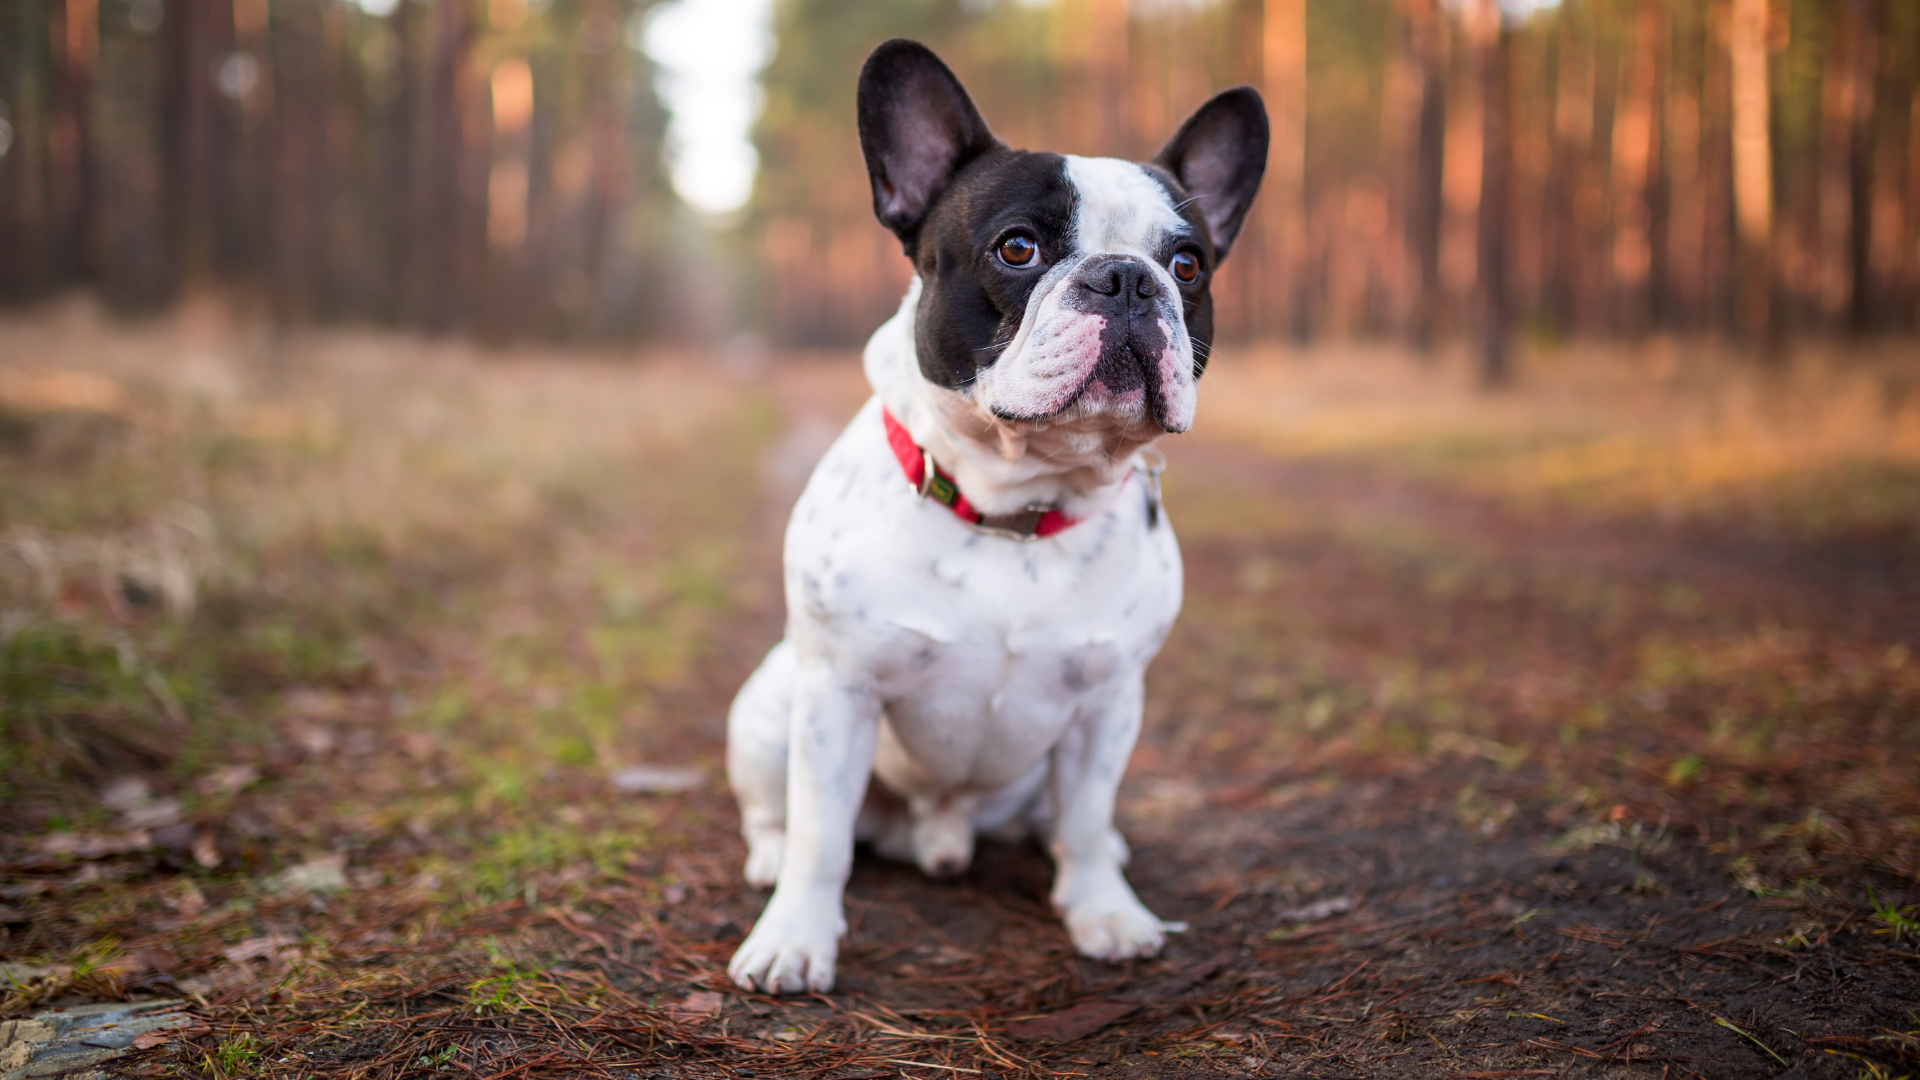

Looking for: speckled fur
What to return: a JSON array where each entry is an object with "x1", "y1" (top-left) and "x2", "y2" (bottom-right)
[
  {"x1": 726, "y1": 174, "x2": 1193, "y2": 995},
  {"x1": 725, "y1": 40, "x2": 1265, "y2": 995}
]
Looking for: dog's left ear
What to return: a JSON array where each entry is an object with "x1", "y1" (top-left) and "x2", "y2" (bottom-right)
[
  {"x1": 1153, "y1": 87, "x2": 1269, "y2": 260},
  {"x1": 858, "y1": 39, "x2": 1002, "y2": 252}
]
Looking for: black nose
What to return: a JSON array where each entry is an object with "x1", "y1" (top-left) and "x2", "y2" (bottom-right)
[{"x1": 1078, "y1": 255, "x2": 1158, "y2": 303}]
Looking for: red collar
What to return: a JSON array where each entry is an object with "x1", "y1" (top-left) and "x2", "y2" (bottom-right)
[{"x1": 882, "y1": 406, "x2": 1085, "y2": 539}]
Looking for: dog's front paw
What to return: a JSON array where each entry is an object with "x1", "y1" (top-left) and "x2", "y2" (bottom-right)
[
  {"x1": 1065, "y1": 897, "x2": 1179, "y2": 961},
  {"x1": 728, "y1": 904, "x2": 842, "y2": 994}
]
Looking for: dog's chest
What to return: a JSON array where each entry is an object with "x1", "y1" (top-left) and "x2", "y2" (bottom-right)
[{"x1": 785, "y1": 401, "x2": 1182, "y2": 787}]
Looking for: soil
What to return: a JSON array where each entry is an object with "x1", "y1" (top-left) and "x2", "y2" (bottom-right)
[{"x1": 5, "y1": 357, "x2": 1918, "y2": 1079}]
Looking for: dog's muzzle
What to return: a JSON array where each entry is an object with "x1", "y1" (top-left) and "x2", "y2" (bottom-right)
[{"x1": 1062, "y1": 254, "x2": 1185, "y2": 430}]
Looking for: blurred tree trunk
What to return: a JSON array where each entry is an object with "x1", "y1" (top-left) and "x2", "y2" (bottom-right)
[
  {"x1": 580, "y1": 0, "x2": 629, "y2": 338},
  {"x1": 2, "y1": 0, "x2": 46, "y2": 298},
  {"x1": 229, "y1": 0, "x2": 270, "y2": 284},
  {"x1": 1909, "y1": 83, "x2": 1920, "y2": 333},
  {"x1": 1397, "y1": 0, "x2": 1445, "y2": 351},
  {"x1": 1262, "y1": 0, "x2": 1305, "y2": 339},
  {"x1": 1544, "y1": 7, "x2": 1590, "y2": 338},
  {"x1": 1663, "y1": 1, "x2": 1708, "y2": 332},
  {"x1": 1843, "y1": 0, "x2": 1882, "y2": 334},
  {"x1": 484, "y1": 59, "x2": 532, "y2": 338},
  {"x1": 1729, "y1": 0, "x2": 1775, "y2": 349},
  {"x1": 50, "y1": 0, "x2": 97, "y2": 287},
  {"x1": 1609, "y1": 0, "x2": 1660, "y2": 338},
  {"x1": 407, "y1": 0, "x2": 476, "y2": 331},
  {"x1": 1211, "y1": 0, "x2": 1261, "y2": 341},
  {"x1": 163, "y1": 0, "x2": 235, "y2": 282},
  {"x1": 372, "y1": 0, "x2": 419, "y2": 324},
  {"x1": 93, "y1": 0, "x2": 172, "y2": 308},
  {"x1": 1818, "y1": 0, "x2": 1853, "y2": 328},
  {"x1": 1505, "y1": 18, "x2": 1549, "y2": 333},
  {"x1": 268, "y1": 0, "x2": 329, "y2": 320},
  {"x1": 1866, "y1": 8, "x2": 1916, "y2": 335},
  {"x1": 1470, "y1": 0, "x2": 1508, "y2": 385},
  {"x1": 1700, "y1": 0, "x2": 1736, "y2": 332}
]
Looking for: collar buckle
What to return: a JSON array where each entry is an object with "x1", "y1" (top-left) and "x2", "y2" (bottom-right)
[{"x1": 915, "y1": 446, "x2": 938, "y2": 500}]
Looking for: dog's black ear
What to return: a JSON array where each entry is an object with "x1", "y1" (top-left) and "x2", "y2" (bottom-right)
[
  {"x1": 858, "y1": 39, "x2": 1001, "y2": 250},
  {"x1": 1152, "y1": 87, "x2": 1269, "y2": 260}
]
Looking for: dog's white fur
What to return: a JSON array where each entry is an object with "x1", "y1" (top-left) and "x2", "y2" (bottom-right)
[{"x1": 725, "y1": 156, "x2": 1195, "y2": 996}]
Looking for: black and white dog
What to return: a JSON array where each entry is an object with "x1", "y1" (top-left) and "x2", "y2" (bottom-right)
[{"x1": 726, "y1": 39, "x2": 1268, "y2": 994}]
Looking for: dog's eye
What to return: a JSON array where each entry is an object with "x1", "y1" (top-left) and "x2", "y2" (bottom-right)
[
  {"x1": 997, "y1": 235, "x2": 1039, "y2": 268},
  {"x1": 1169, "y1": 251, "x2": 1201, "y2": 284}
]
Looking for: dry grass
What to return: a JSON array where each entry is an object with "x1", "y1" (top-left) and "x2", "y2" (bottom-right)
[
  {"x1": 1203, "y1": 338, "x2": 1920, "y2": 541},
  {"x1": 2, "y1": 303, "x2": 1917, "y2": 1078},
  {"x1": 1, "y1": 295, "x2": 773, "y2": 829}
]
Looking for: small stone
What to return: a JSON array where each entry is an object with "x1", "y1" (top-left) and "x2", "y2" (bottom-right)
[
  {"x1": 609, "y1": 765, "x2": 703, "y2": 795},
  {"x1": 191, "y1": 832, "x2": 221, "y2": 870},
  {"x1": 36, "y1": 832, "x2": 151, "y2": 860},
  {"x1": 222, "y1": 936, "x2": 299, "y2": 964},
  {"x1": 2, "y1": 1019, "x2": 56, "y2": 1045},
  {"x1": 98, "y1": 779, "x2": 151, "y2": 815},
  {"x1": 193, "y1": 765, "x2": 260, "y2": 797},
  {"x1": 267, "y1": 854, "x2": 347, "y2": 894},
  {"x1": 120, "y1": 799, "x2": 181, "y2": 831},
  {"x1": 1271, "y1": 896, "x2": 1354, "y2": 923},
  {"x1": 669, "y1": 991, "x2": 724, "y2": 1019}
]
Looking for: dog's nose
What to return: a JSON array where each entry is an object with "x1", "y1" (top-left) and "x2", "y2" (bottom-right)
[{"x1": 1078, "y1": 255, "x2": 1158, "y2": 303}]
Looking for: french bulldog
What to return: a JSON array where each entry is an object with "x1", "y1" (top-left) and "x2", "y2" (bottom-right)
[{"x1": 726, "y1": 38, "x2": 1268, "y2": 994}]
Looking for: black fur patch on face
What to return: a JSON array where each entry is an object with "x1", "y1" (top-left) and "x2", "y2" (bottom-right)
[
  {"x1": 857, "y1": 41, "x2": 1263, "y2": 399},
  {"x1": 910, "y1": 150, "x2": 1077, "y2": 391},
  {"x1": 1140, "y1": 165, "x2": 1219, "y2": 378}
]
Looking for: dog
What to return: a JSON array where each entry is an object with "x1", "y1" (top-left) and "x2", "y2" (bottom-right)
[{"x1": 725, "y1": 38, "x2": 1268, "y2": 994}]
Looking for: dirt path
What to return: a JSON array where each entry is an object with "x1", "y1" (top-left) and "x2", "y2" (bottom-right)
[
  {"x1": 5, "y1": 346, "x2": 1917, "y2": 1080},
  {"x1": 597, "y1": 376, "x2": 1920, "y2": 1077}
]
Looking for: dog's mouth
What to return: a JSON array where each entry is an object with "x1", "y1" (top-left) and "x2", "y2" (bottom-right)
[
  {"x1": 989, "y1": 323, "x2": 1191, "y2": 433},
  {"x1": 1092, "y1": 318, "x2": 1187, "y2": 431}
]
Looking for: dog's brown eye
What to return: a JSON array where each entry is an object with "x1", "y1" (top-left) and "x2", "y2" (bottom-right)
[
  {"x1": 997, "y1": 235, "x2": 1038, "y2": 268},
  {"x1": 1169, "y1": 251, "x2": 1201, "y2": 284}
]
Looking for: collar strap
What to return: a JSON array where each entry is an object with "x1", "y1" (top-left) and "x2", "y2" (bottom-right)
[{"x1": 881, "y1": 405, "x2": 1084, "y2": 540}]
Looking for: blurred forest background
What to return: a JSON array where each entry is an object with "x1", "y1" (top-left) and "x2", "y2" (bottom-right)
[{"x1": 2, "y1": 0, "x2": 1918, "y2": 357}]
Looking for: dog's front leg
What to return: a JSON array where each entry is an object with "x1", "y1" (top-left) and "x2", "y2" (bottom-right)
[
  {"x1": 1048, "y1": 674, "x2": 1179, "y2": 961},
  {"x1": 727, "y1": 656, "x2": 878, "y2": 994}
]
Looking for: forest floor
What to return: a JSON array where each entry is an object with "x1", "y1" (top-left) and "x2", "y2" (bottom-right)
[{"x1": 3, "y1": 299, "x2": 1919, "y2": 1079}]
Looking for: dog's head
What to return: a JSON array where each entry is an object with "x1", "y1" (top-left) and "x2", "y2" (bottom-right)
[{"x1": 858, "y1": 39, "x2": 1268, "y2": 438}]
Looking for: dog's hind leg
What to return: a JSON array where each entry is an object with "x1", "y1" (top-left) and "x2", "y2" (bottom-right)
[
  {"x1": 867, "y1": 718, "x2": 983, "y2": 877},
  {"x1": 854, "y1": 773, "x2": 916, "y2": 861},
  {"x1": 727, "y1": 641, "x2": 796, "y2": 888}
]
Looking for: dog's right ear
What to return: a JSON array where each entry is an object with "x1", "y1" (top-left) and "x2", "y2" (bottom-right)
[{"x1": 858, "y1": 40, "x2": 1001, "y2": 251}]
